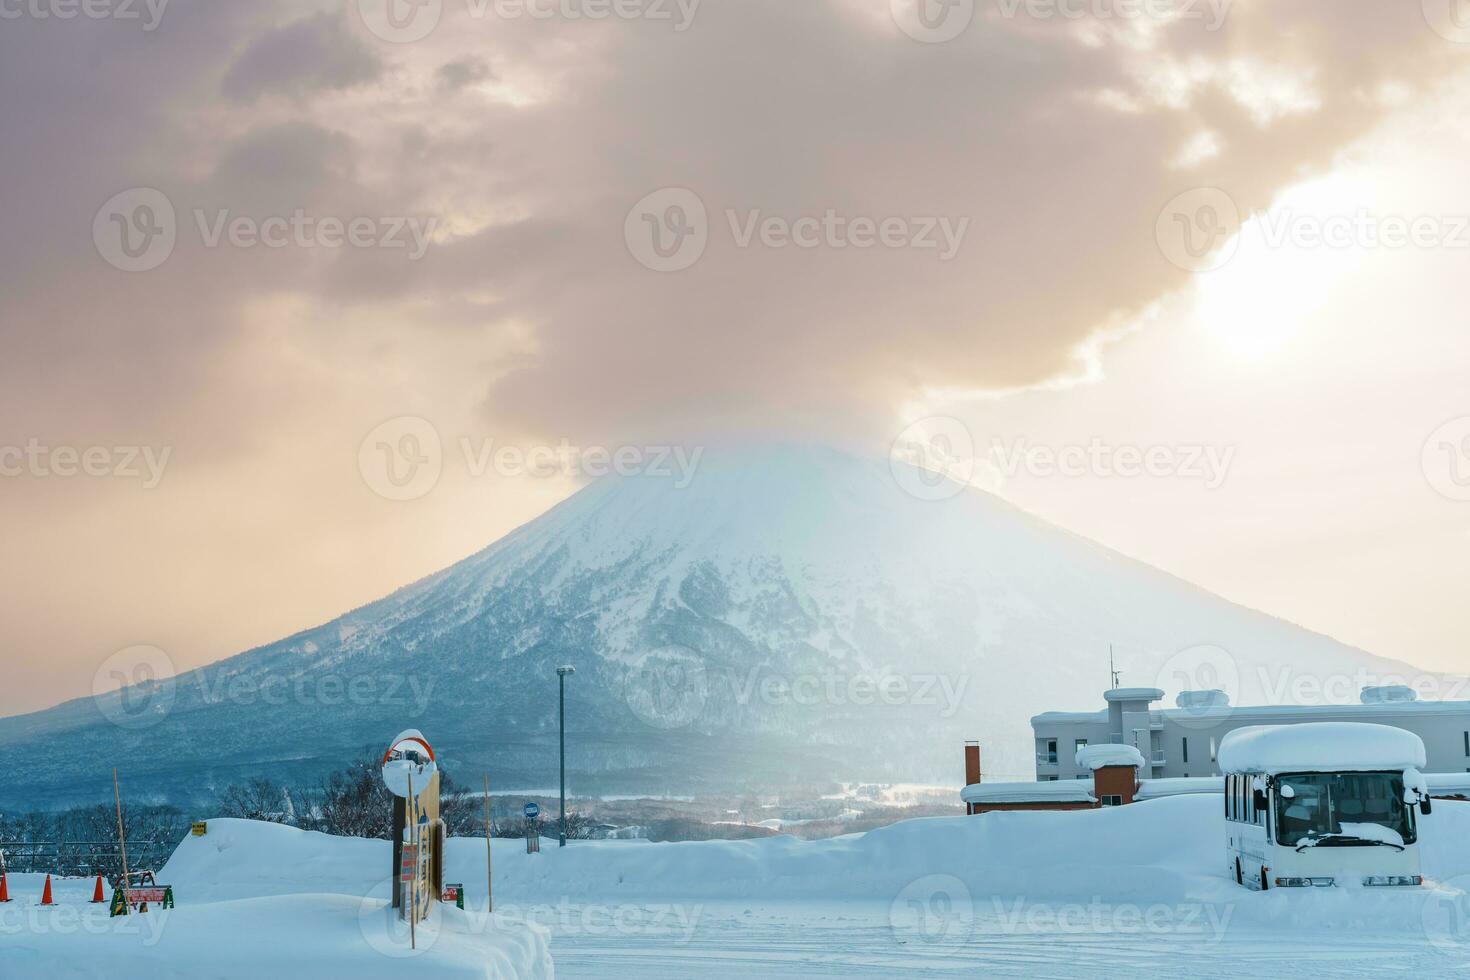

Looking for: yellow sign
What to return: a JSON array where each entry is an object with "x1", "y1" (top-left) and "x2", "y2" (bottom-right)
[{"x1": 191, "y1": 822, "x2": 207, "y2": 837}]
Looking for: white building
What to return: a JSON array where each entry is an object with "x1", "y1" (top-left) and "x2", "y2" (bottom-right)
[{"x1": 1031, "y1": 685, "x2": 1470, "y2": 782}]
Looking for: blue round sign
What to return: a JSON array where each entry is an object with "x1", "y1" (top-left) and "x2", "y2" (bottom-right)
[{"x1": 523, "y1": 802, "x2": 540, "y2": 819}]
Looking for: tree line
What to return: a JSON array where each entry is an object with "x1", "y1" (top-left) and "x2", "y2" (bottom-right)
[{"x1": 0, "y1": 752, "x2": 591, "y2": 878}]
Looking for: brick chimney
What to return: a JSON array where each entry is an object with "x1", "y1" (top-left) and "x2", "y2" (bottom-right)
[
  {"x1": 1092, "y1": 764, "x2": 1140, "y2": 806},
  {"x1": 964, "y1": 741, "x2": 981, "y2": 787}
]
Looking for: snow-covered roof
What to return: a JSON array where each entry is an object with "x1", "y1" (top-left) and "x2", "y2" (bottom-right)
[
  {"x1": 1033, "y1": 698, "x2": 1470, "y2": 730},
  {"x1": 1104, "y1": 688, "x2": 1164, "y2": 703},
  {"x1": 1075, "y1": 744, "x2": 1146, "y2": 771},
  {"x1": 961, "y1": 781, "x2": 1097, "y2": 805},
  {"x1": 1136, "y1": 777, "x2": 1223, "y2": 800},
  {"x1": 1217, "y1": 722, "x2": 1427, "y2": 775}
]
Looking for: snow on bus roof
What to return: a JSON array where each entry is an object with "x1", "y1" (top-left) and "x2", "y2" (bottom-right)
[{"x1": 1217, "y1": 722, "x2": 1426, "y2": 774}]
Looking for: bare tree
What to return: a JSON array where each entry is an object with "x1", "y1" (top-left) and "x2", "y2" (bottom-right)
[{"x1": 216, "y1": 778, "x2": 292, "y2": 822}]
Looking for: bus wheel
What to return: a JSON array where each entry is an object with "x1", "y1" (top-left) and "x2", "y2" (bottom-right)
[{"x1": 1235, "y1": 859, "x2": 1243, "y2": 886}]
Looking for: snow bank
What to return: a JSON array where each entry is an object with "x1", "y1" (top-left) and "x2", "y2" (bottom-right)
[
  {"x1": 2, "y1": 819, "x2": 552, "y2": 978},
  {"x1": 0, "y1": 894, "x2": 551, "y2": 979},
  {"x1": 1217, "y1": 722, "x2": 1427, "y2": 774},
  {"x1": 10, "y1": 798, "x2": 1470, "y2": 975},
  {"x1": 1075, "y1": 744, "x2": 1146, "y2": 770}
]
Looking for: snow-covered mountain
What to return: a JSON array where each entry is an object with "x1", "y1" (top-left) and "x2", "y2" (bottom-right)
[{"x1": 0, "y1": 444, "x2": 1427, "y2": 809}]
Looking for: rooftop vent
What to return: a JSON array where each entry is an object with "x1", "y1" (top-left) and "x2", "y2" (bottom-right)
[
  {"x1": 1176, "y1": 689, "x2": 1230, "y2": 709},
  {"x1": 1361, "y1": 685, "x2": 1418, "y2": 704}
]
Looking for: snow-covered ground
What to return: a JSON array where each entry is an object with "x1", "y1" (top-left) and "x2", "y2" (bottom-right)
[{"x1": 3, "y1": 797, "x2": 1468, "y2": 977}]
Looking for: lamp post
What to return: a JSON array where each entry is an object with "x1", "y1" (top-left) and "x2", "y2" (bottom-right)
[{"x1": 556, "y1": 665, "x2": 575, "y2": 846}]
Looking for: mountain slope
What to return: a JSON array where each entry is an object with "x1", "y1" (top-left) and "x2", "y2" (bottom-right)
[{"x1": 0, "y1": 444, "x2": 1425, "y2": 809}]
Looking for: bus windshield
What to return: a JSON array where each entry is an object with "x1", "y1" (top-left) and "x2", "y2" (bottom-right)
[{"x1": 1274, "y1": 772, "x2": 1416, "y2": 848}]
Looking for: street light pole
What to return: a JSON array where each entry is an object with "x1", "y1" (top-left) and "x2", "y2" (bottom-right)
[{"x1": 556, "y1": 665, "x2": 575, "y2": 847}]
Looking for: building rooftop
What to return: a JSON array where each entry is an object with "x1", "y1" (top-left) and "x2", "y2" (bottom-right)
[
  {"x1": 1034, "y1": 697, "x2": 1470, "y2": 728},
  {"x1": 961, "y1": 781, "x2": 1097, "y2": 805},
  {"x1": 1103, "y1": 687, "x2": 1165, "y2": 703},
  {"x1": 1135, "y1": 777, "x2": 1223, "y2": 800}
]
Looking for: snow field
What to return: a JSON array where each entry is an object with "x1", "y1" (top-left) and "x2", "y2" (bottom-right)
[{"x1": 5, "y1": 795, "x2": 1469, "y2": 977}]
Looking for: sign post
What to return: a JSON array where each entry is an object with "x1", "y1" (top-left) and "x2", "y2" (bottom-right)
[
  {"x1": 524, "y1": 802, "x2": 541, "y2": 854},
  {"x1": 482, "y1": 773, "x2": 493, "y2": 914}
]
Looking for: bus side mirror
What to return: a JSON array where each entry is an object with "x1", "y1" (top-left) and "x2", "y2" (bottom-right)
[
  {"x1": 1253, "y1": 789, "x2": 1269, "y2": 811},
  {"x1": 1421, "y1": 798, "x2": 1433, "y2": 816}
]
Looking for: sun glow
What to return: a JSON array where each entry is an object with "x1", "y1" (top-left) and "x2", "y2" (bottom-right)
[{"x1": 1191, "y1": 174, "x2": 1376, "y2": 361}]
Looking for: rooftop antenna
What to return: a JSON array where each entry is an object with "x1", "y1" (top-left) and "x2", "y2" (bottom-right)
[{"x1": 1109, "y1": 645, "x2": 1121, "y2": 690}]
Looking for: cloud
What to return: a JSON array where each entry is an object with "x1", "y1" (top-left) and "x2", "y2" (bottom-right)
[
  {"x1": 220, "y1": 12, "x2": 382, "y2": 102},
  {"x1": 1, "y1": 0, "x2": 1467, "y2": 712},
  {"x1": 437, "y1": 56, "x2": 494, "y2": 91}
]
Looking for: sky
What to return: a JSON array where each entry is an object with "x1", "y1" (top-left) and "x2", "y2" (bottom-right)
[{"x1": 1, "y1": 0, "x2": 1468, "y2": 717}]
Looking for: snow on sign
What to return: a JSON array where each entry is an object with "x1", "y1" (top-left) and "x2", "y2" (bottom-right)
[{"x1": 382, "y1": 728, "x2": 445, "y2": 929}]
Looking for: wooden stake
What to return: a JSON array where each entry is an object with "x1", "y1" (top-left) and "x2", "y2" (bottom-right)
[
  {"x1": 482, "y1": 773, "x2": 493, "y2": 914},
  {"x1": 112, "y1": 768, "x2": 130, "y2": 909}
]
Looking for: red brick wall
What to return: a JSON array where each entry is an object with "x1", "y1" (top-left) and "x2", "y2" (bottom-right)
[
  {"x1": 1091, "y1": 765, "x2": 1139, "y2": 805},
  {"x1": 972, "y1": 801, "x2": 1096, "y2": 814}
]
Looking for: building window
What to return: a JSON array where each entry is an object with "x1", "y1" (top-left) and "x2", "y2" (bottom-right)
[
  {"x1": 1463, "y1": 731, "x2": 1468, "y2": 756},
  {"x1": 1182, "y1": 737, "x2": 1189, "y2": 764},
  {"x1": 1076, "y1": 738, "x2": 1088, "y2": 753},
  {"x1": 1101, "y1": 795, "x2": 1123, "y2": 807},
  {"x1": 1041, "y1": 739, "x2": 1058, "y2": 764}
]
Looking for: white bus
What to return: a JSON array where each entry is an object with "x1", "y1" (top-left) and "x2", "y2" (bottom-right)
[{"x1": 1219, "y1": 722, "x2": 1435, "y2": 890}]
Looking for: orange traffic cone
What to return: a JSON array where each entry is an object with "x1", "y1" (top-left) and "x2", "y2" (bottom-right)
[
  {"x1": 91, "y1": 874, "x2": 106, "y2": 903},
  {"x1": 0, "y1": 871, "x2": 10, "y2": 902},
  {"x1": 39, "y1": 874, "x2": 54, "y2": 906}
]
